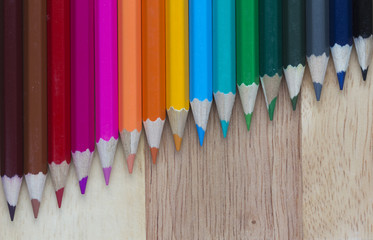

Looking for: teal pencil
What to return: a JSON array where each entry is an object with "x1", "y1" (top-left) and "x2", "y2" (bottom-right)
[{"x1": 213, "y1": 0, "x2": 236, "y2": 138}]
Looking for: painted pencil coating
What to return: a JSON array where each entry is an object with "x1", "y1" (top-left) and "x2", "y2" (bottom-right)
[
  {"x1": 71, "y1": 0, "x2": 95, "y2": 194},
  {"x1": 119, "y1": 0, "x2": 142, "y2": 174},
  {"x1": 353, "y1": 0, "x2": 373, "y2": 80},
  {"x1": 283, "y1": 0, "x2": 306, "y2": 110},
  {"x1": 142, "y1": 0, "x2": 166, "y2": 163},
  {"x1": 1, "y1": 0, "x2": 24, "y2": 221},
  {"x1": 95, "y1": 0, "x2": 118, "y2": 185},
  {"x1": 306, "y1": 0, "x2": 329, "y2": 101},
  {"x1": 189, "y1": 0, "x2": 213, "y2": 145},
  {"x1": 24, "y1": 0, "x2": 48, "y2": 218},
  {"x1": 47, "y1": 0, "x2": 71, "y2": 207},
  {"x1": 166, "y1": 0, "x2": 190, "y2": 151},
  {"x1": 213, "y1": 0, "x2": 236, "y2": 137},
  {"x1": 260, "y1": 0, "x2": 283, "y2": 121},
  {"x1": 236, "y1": 0, "x2": 259, "y2": 130},
  {"x1": 330, "y1": 0, "x2": 353, "y2": 90}
]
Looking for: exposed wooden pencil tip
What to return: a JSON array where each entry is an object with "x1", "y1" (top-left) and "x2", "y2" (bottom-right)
[
  {"x1": 31, "y1": 199, "x2": 40, "y2": 219},
  {"x1": 151, "y1": 147, "x2": 159, "y2": 164},
  {"x1": 56, "y1": 188, "x2": 64, "y2": 208},
  {"x1": 173, "y1": 134, "x2": 182, "y2": 151},
  {"x1": 127, "y1": 154, "x2": 136, "y2": 174}
]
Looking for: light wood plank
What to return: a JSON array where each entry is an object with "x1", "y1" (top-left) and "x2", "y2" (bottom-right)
[
  {"x1": 146, "y1": 82, "x2": 302, "y2": 239},
  {"x1": 302, "y1": 48, "x2": 373, "y2": 239}
]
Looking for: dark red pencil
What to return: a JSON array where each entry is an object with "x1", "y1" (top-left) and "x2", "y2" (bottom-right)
[
  {"x1": 0, "y1": 0, "x2": 24, "y2": 221},
  {"x1": 47, "y1": 0, "x2": 71, "y2": 208}
]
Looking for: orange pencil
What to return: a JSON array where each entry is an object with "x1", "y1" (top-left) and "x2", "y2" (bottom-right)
[
  {"x1": 119, "y1": 0, "x2": 142, "y2": 174},
  {"x1": 142, "y1": 0, "x2": 166, "y2": 164}
]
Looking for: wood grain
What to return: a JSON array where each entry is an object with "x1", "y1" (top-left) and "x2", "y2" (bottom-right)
[
  {"x1": 145, "y1": 81, "x2": 302, "y2": 239},
  {"x1": 302, "y1": 48, "x2": 373, "y2": 239}
]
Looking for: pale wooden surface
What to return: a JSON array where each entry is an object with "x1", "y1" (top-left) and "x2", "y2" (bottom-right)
[
  {"x1": 1, "y1": 48, "x2": 372, "y2": 240},
  {"x1": 302, "y1": 48, "x2": 373, "y2": 239}
]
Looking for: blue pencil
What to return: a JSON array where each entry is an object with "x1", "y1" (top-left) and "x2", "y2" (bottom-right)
[
  {"x1": 213, "y1": 0, "x2": 236, "y2": 138},
  {"x1": 330, "y1": 0, "x2": 352, "y2": 90},
  {"x1": 189, "y1": 0, "x2": 213, "y2": 146}
]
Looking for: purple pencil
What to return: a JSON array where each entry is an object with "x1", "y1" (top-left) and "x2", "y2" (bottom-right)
[
  {"x1": 95, "y1": 0, "x2": 118, "y2": 185},
  {"x1": 71, "y1": 0, "x2": 95, "y2": 195}
]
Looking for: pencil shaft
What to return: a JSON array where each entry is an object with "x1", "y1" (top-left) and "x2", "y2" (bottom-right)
[
  {"x1": 24, "y1": 0, "x2": 48, "y2": 176},
  {"x1": 353, "y1": 0, "x2": 372, "y2": 39}
]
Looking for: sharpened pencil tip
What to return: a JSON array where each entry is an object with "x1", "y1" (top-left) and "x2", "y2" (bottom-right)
[
  {"x1": 151, "y1": 147, "x2": 159, "y2": 164},
  {"x1": 56, "y1": 188, "x2": 64, "y2": 208},
  {"x1": 173, "y1": 134, "x2": 182, "y2": 151},
  {"x1": 291, "y1": 96, "x2": 298, "y2": 111},
  {"x1": 220, "y1": 120, "x2": 229, "y2": 138},
  {"x1": 337, "y1": 71, "x2": 346, "y2": 90},
  {"x1": 31, "y1": 199, "x2": 40, "y2": 219},
  {"x1": 268, "y1": 97, "x2": 277, "y2": 121},
  {"x1": 7, "y1": 203, "x2": 16, "y2": 221},
  {"x1": 244, "y1": 113, "x2": 253, "y2": 131},
  {"x1": 361, "y1": 67, "x2": 368, "y2": 81},
  {"x1": 79, "y1": 177, "x2": 88, "y2": 195},
  {"x1": 313, "y1": 82, "x2": 323, "y2": 101},
  {"x1": 126, "y1": 154, "x2": 135, "y2": 174},
  {"x1": 196, "y1": 125, "x2": 205, "y2": 146},
  {"x1": 103, "y1": 167, "x2": 111, "y2": 185}
]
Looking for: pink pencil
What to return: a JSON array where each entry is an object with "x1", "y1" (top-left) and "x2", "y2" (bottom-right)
[
  {"x1": 71, "y1": 0, "x2": 95, "y2": 194},
  {"x1": 95, "y1": 0, "x2": 118, "y2": 185}
]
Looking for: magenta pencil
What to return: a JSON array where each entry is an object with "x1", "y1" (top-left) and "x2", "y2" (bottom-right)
[
  {"x1": 71, "y1": 0, "x2": 95, "y2": 194},
  {"x1": 95, "y1": 0, "x2": 118, "y2": 185}
]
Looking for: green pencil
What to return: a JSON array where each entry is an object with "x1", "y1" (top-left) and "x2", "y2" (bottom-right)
[
  {"x1": 283, "y1": 0, "x2": 306, "y2": 110},
  {"x1": 236, "y1": 0, "x2": 259, "y2": 131},
  {"x1": 260, "y1": 0, "x2": 283, "y2": 120}
]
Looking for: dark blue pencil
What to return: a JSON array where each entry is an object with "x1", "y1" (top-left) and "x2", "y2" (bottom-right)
[{"x1": 330, "y1": 0, "x2": 352, "y2": 90}]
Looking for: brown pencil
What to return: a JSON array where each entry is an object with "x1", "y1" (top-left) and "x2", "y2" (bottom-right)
[
  {"x1": 0, "y1": 0, "x2": 24, "y2": 221},
  {"x1": 23, "y1": 0, "x2": 48, "y2": 219}
]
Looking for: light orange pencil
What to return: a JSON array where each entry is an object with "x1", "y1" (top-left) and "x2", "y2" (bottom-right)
[
  {"x1": 118, "y1": 0, "x2": 142, "y2": 174},
  {"x1": 142, "y1": 0, "x2": 166, "y2": 164}
]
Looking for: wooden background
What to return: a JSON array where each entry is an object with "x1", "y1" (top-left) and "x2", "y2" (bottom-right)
[{"x1": 0, "y1": 47, "x2": 372, "y2": 239}]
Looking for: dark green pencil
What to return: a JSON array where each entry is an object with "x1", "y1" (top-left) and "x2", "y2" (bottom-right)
[{"x1": 283, "y1": 0, "x2": 306, "y2": 110}]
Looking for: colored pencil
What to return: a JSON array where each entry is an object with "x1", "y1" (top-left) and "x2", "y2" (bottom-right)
[
  {"x1": 24, "y1": 0, "x2": 48, "y2": 218},
  {"x1": 260, "y1": 0, "x2": 283, "y2": 121},
  {"x1": 306, "y1": 0, "x2": 329, "y2": 101},
  {"x1": 142, "y1": 0, "x2": 166, "y2": 163},
  {"x1": 353, "y1": 0, "x2": 373, "y2": 80},
  {"x1": 95, "y1": 0, "x2": 118, "y2": 184},
  {"x1": 213, "y1": 0, "x2": 236, "y2": 137},
  {"x1": 330, "y1": 0, "x2": 352, "y2": 90},
  {"x1": 0, "y1": 0, "x2": 23, "y2": 221},
  {"x1": 283, "y1": 0, "x2": 306, "y2": 110},
  {"x1": 71, "y1": 0, "x2": 95, "y2": 194},
  {"x1": 189, "y1": 0, "x2": 213, "y2": 145},
  {"x1": 166, "y1": 0, "x2": 189, "y2": 150},
  {"x1": 47, "y1": 0, "x2": 71, "y2": 207},
  {"x1": 236, "y1": 0, "x2": 259, "y2": 131},
  {"x1": 119, "y1": 0, "x2": 142, "y2": 174}
]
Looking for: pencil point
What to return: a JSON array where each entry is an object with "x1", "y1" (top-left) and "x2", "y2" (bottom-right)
[
  {"x1": 337, "y1": 71, "x2": 345, "y2": 90},
  {"x1": 56, "y1": 188, "x2": 64, "y2": 208},
  {"x1": 126, "y1": 154, "x2": 135, "y2": 174},
  {"x1": 151, "y1": 147, "x2": 159, "y2": 164},
  {"x1": 361, "y1": 67, "x2": 368, "y2": 81},
  {"x1": 268, "y1": 97, "x2": 277, "y2": 121},
  {"x1": 79, "y1": 176, "x2": 88, "y2": 195},
  {"x1": 313, "y1": 82, "x2": 323, "y2": 101},
  {"x1": 7, "y1": 203, "x2": 16, "y2": 221},
  {"x1": 31, "y1": 199, "x2": 40, "y2": 219},
  {"x1": 220, "y1": 120, "x2": 229, "y2": 138},
  {"x1": 173, "y1": 134, "x2": 182, "y2": 151},
  {"x1": 291, "y1": 96, "x2": 298, "y2": 111},
  {"x1": 244, "y1": 113, "x2": 252, "y2": 131},
  {"x1": 196, "y1": 125, "x2": 205, "y2": 146},
  {"x1": 103, "y1": 167, "x2": 111, "y2": 185}
]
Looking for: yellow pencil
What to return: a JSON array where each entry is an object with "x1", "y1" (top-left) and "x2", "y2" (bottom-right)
[{"x1": 166, "y1": 0, "x2": 189, "y2": 151}]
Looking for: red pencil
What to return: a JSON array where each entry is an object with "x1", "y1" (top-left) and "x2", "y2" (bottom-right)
[{"x1": 47, "y1": 0, "x2": 71, "y2": 207}]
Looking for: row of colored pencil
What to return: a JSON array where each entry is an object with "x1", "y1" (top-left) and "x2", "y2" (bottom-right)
[{"x1": 0, "y1": 0, "x2": 372, "y2": 221}]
